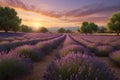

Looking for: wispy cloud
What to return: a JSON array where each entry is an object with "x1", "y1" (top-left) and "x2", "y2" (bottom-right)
[
  {"x1": 0, "y1": 0, "x2": 120, "y2": 26},
  {"x1": 1, "y1": 0, "x2": 120, "y2": 19}
]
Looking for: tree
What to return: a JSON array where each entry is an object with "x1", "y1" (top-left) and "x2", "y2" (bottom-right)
[
  {"x1": 38, "y1": 27, "x2": 48, "y2": 33},
  {"x1": 57, "y1": 28, "x2": 66, "y2": 33},
  {"x1": 80, "y1": 22, "x2": 91, "y2": 34},
  {"x1": 80, "y1": 22, "x2": 98, "y2": 34},
  {"x1": 66, "y1": 29, "x2": 72, "y2": 33},
  {"x1": 89, "y1": 22, "x2": 98, "y2": 32},
  {"x1": 98, "y1": 27, "x2": 107, "y2": 33},
  {"x1": 107, "y1": 12, "x2": 120, "y2": 35},
  {"x1": 12, "y1": 17, "x2": 21, "y2": 32},
  {"x1": 0, "y1": 7, "x2": 21, "y2": 32},
  {"x1": 20, "y1": 25, "x2": 32, "y2": 32}
]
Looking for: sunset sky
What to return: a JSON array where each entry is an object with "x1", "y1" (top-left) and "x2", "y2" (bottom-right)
[{"x1": 0, "y1": 0, "x2": 120, "y2": 29}]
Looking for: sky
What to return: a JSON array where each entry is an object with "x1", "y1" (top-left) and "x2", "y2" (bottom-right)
[{"x1": 0, "y1": 0, "x2": 120, "y2": 29}]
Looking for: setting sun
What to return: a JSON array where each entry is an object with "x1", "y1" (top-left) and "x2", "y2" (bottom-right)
[{"x1": 34, "y1": 23, "x2": 42, "y2": 30}]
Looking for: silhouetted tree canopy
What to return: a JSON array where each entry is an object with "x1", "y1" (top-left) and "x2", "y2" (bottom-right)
[
  {"x1": 80, "y1": 22, "x2": 98, "y2": 34},
  {"x1": 107, "y1": 12, "x2": 120, "y2": 35},
  {"x1": 38, "y1": 27, "x2": 49, "y2": 33},
  {"x1": 0, "y1": 6, "x2": 21, "y2": 32},
  {"x1": 20, "y1": 25, "x2": 32, "y2": 32},
  {"x1": 57, "y1": 28, "x2": 66, "y2": 33},
  {"x1": 66, "y1": 29, "x2": 72, "y2": 33}
]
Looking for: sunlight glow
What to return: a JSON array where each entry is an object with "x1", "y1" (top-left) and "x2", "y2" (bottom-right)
[{"x1": 34, "y1": 23, "x2": 41, "y2": 30}]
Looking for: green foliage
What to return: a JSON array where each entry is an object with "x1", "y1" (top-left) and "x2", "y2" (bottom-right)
[
  {"x1": 20, "y1": 25, "x2": 32, "y2": 32},
  {"x1": 38, "y1": 27, "x2": 48, "y2": 33},
  {"x1": 107, "y1": 12, "x2": 120, "y2": 35},
  {"x1": 89, "y1": 22, "x2": 98, "y2": 32},
  {"x1": 81, "y1": 22, "x2": 91, "y2": 34},
  {"x1": 0, "y1": 6, "x2": 21, "y2": 32},
  {"x1": 80, "y1": 22, "x2": 98, "y2": 34},
  {"x1": 65, "y1": 29, "x2": 72, "y2": 33},
  {"x1": 0, "y1": 58, "x2": 27, "y2": 80},
  {"x1": 57, "y1": 28, "x2": 66, "y2": 33}
]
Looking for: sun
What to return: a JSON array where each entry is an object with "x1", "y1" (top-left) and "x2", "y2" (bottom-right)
[{"x1": 34, "y1": 23, "x2": 41, "y2": 30}]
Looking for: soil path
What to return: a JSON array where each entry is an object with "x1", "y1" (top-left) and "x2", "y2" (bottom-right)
[
  {"x1": 95, "y1": 57, "x2": 120, "y2": 80},
  {"x1": 20, "y1": 44, "x2": 63, "y2": 80}
]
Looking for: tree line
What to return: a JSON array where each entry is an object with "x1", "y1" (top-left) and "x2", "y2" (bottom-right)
[
  {"x1": 79, "y1": 12, "x2": 120, "y2": 35},
  {"x1": 0, "y1": 6, "x2": 120, "y2": 35}
]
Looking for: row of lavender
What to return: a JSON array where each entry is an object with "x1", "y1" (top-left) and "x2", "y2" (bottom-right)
[
  {"x1": 0, "y1": 33, "x2": 62, "y2": 52},
  {"x1": 0, "y1": 33, "x2": 60, "y2": 42},
  {"x1": 72, "y1": 35, "x2": 120, "y2": 67},
  {"x1": 0, "y1": 34, "x2": 65, "y2": 80},
  {"x1": 44, "y1": 35, "x2": 118, "y2": 80}
]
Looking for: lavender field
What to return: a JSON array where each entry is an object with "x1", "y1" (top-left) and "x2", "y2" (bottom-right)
[
  {"x1": 0, "y1": 32, "x2": 120, "y2": 80},
  {"x1": 0, "y1": 0, "x2": 120, "y2": 80}
]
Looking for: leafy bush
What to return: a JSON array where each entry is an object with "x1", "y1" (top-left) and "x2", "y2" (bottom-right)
[
  {"x1": 44, "y1": 53, "x2": 117, "y2": 80},
  {"x1": 0, "y1": 51, "x2": 32, "y2": 80},
  {"x1": 20, "y1": 25, "x2": 32, "y2": 32},
  {"x1": 95, "y1": 45, "x2": 113, "y2": 57},
  {"x1": 15, "y1": 45, "x2": 44, "y2": 61},
  {"x1": 57, "y1": 28, "x2": 66, "y2": 33},
  {"x1": 110, "y1": 50, "x2": 120, "y2": 66},
  {"x1": 38, "y1": 27, "x2": 49, "y2": 33}
]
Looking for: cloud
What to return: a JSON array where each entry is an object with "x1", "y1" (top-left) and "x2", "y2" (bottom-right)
[
  {"x1": 0, "y1": 0, "x2": 120, "y2": 24},
  {"x1": 65, "y1": 3, "x2": 120, "y2": 17},
  {"x1": 0, "y1": 0, "x2": 63, "y2": 18},
  {"x1": 0, "y1": 0, "x2": 27, "y2": 9}
]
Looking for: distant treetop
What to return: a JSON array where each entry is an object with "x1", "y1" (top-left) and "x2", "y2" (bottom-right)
[{"x1": 80, "y1": 22, "x2": 98, "y2": 34}]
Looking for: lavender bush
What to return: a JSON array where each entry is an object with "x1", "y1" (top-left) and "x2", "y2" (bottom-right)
[
  {"x1": 44, "y1": 53, "x2": 117, "y2": 80},
  {"x1": 60, "y1": 44, "x2": 91, "y2": 57},
  {"x1": 95, "y1": 45, "x2": 113, "y2": 57},
  {"x1": 36, "y1": 35, "x2": 65, "y2": 54},
  {"x1": 15, "y1": 45, "x2": 44, "y2": 61},
  {"x1": 0, "y1": 51, "x2": 32, "y2": 80},
  {"x1": 36, "y1": 42, "x2": 52, "y2": 54},
  {"x1": 0, "y1": 33, "x2": 63, "y2": 52},
  {"x1": 63, "y1": 35, "x2": 78, "y2": 47},
  {"x1": 110, "y1": 40, "x2": 120, "y2": 50},
  {"x1": 109, "y1": 50, "x2": 120, "y2": 66},
  {"x1": 87, "y1": 43, "x2": 97, "y2": 53}
]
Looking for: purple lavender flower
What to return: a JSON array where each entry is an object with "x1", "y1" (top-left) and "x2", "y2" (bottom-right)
[
  {"x1": 95, "y1": 45, "x2": 113, "y2": 57},
  {"x1": 44, "y1": 53, "x2": 118, "y2": 80},
  {"x1": 36, "y1": 35, "x2": 65, "y2": 54},
  {"x1": 109, "y1": 50, "x2": 120, "y2": 66},
  {"x1": 60, "y1": 44, "x2": 91, "y2": 57},
  {"x1": 14, "y1": 45, "x2": 44, "y2": 61},
  {"x1": 63, "y1": 36, "x2": 78, "y2": 47},
  {"x1": 0, "y1": 51, "x2": 33, "y2": 80}
]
